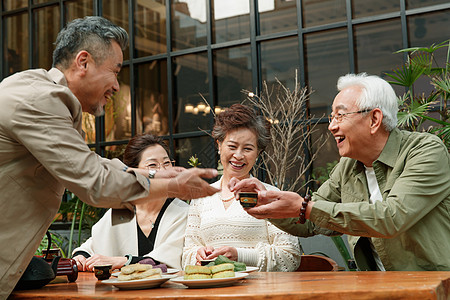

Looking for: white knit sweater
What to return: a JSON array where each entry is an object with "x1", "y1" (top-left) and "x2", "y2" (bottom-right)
[{"x1": 182, "y1": 179, "x2": 301, "y2": 271}]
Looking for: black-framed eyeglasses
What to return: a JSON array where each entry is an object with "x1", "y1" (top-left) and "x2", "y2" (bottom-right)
[
  {"x1": 145, "y1": 160, "x2": 175, "y2": 170},
  {"x1": 328, "y1": 109, "x2": 372, "y2": 124}
]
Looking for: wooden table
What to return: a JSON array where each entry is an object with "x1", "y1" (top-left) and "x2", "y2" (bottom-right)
[{"x1": 10, "y1": 271, "x2": 450, "y2": 299}]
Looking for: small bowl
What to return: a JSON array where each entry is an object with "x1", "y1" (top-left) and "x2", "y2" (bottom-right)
[
  {"x1": 42, "y1": 248, "x2": 61, "y2": 261},
  {"x1": 239, "y1": 192, "x2": 258, "y2": 208},
  {"x1": 94, "y1": 264, "x2": 112, "y2": 280},
  {"x1": 200, "y1": 259, "x2": 215, "y2": 266}
]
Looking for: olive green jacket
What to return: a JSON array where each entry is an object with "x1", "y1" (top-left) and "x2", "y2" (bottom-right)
[{"x1": 271, "y1": 129, "x2": 450, "y2": 271}]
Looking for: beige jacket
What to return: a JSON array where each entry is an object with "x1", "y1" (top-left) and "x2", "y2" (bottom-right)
[
  {"x1": 72, "y1": 199, "x2": 189, "y2": 270},
  {"x1": 0, "y1": 68, "x2": 150, "y2": 298}
]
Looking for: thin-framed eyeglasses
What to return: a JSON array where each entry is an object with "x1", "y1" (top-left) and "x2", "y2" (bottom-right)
[
  {"x1": 328, "y1": 109, "x2": 372, "y2": 124},
  {"x1": 144, "y1": 160, "x2": 175, "y2": 170}
]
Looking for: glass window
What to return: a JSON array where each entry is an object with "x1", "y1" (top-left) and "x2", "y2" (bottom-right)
[
  {"x1": 258, "y1": 0, "x2": 297, "y2": 35},
  {"x1": 171, "y1": 0, "x2": 207, "y2": 50},
  {"x1": 134, "y1": 0, "x2": 167, "y2": 57},
  {"x1": 104, "y1": 144, "x2": 128, "y2": 160},
  {"x1": 408, "y1": 10, "x2": 450, "y2": 47},
  {"x1": 135, "y1": 60, "x2": 169, "y2": 136},
  {"x1": 260, "y1": 37, "x2": 299, "y2": 91},
  {"x1": 33, "y1": 5, "x2": 59, "y2": 70},
  {"x1": 352, "y1": 0, "x2": 399, "y2": 19},
  {"x1": 354, "y1": 19, "x2": 404, "y2": 77},
  {"x1": 82, "y1": 112, "x2": 96, "y2": 144},
  {"x1": 172, "y1": 52, "x2": 211, "y2": 133},
  {"x1": 65, "y1": 0, "x2": 94, "y2": 23},
  {"x1": 104, "y1": 66, "x2": 132, "y2": 142},
  {"x1": 407, "y1": 10, "x2": 450, "y2": 103},
  {"x1": 305, "y1": 28, "x2": 349, "y2": 118},
  {"x1": 33, "y1": 0, "x2": 52, "y2": 4},
  {"x1": 406, "y1": 0, "x2": 449, "y2": 10},
  {"x1": 174, "y1": 135, "x2": 216, "y2": 169},
  {"x1": 212, "y1": 0, "x2": 250, "y2": 44},
  {"x1": 302, "y1": 0, "x2": 346, "y2": 28},
  {"x1": 213, "y1": 45, "x2": 252, "y2": 109},
  {"x1": 3, "y1": 0, "x2": 27, "y2": 10},
  {"x1": 102, "y1": 0, "x2": 130, "y2": 61},
  {"x1": 3, "y1": 13, "x2": 28, "y2": 76}
]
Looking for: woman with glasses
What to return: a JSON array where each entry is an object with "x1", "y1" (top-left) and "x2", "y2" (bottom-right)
[{"x1": 72, "y1": 134, "x2": 189, "y2": 271}]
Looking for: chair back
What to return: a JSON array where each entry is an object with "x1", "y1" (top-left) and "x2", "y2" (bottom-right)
[{"x1": 296, "y1": 255, "x2": 339, "y2": 272}]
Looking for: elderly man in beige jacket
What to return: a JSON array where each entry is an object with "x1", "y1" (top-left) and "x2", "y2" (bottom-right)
[{"x1": 0, "y1": 16, "x2": 218, "y2": 298}]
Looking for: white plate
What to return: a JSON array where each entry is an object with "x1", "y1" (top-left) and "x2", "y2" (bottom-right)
[
  {"x1": 112, "y1": 268, "x2": 179, "y2": 277},
  {"x1": 237, "y1": 266, "x2": 259, "y2": 273},
  {"x1": 170, "y1": 272, "x2": 249, "y2": 288},
  {"x1": 102, "y1": 274, "x2": 177, "y2": 290}
]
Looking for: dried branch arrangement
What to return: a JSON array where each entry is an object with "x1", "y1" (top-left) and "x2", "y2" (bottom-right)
[{"x1": 244, "y1": 74, "x2": 327, "y2": 193}]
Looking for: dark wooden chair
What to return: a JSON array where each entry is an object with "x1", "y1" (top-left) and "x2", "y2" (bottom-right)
[{"x1": 296, "y1": 255, "x2": 339, "y2": 272}]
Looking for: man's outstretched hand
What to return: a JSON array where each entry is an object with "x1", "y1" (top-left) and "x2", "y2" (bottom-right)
[
  {"x1": 229, "y1": 177, "x2": 305, "y2": 219},
  {"x1": 168, "y1": 168, "x2": 220, "y2": 200},
  {"x1": 245, "y1": 190, "x2": 303, "y2": 219}
]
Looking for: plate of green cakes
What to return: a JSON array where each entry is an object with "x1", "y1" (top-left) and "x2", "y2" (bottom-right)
[{"x1": 172, "y1": 263, "x2": 249, "y2": 288}]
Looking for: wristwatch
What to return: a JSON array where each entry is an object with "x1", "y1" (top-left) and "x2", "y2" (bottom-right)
[{"x1": 148, "y1": 169, "x2": 157, "y2": 179}]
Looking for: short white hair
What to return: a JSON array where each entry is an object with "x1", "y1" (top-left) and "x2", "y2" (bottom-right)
[{"x1": 337, "y1": 73, "x2": 398, "y2": 131}]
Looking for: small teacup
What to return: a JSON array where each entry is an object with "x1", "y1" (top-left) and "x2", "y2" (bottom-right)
[
  {"x1": 42, "y1": 248, "x2": 61, "y2": 261},
  {"x1": 94, "y1": 264, "x2": 112, "y2": 280},
  {"x1": 200, "y1": 259, "x2": 215, "y2": 266},
  {"x1": 239, "y1": 192, "x2": 258, "y2": 208}
]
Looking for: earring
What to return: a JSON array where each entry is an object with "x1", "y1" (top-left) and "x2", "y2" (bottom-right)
[{"x1": 218, "y1": 150, "x2": 220, "y2": 155}]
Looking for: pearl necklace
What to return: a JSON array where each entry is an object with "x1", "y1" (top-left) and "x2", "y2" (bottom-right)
[
  {"x1": 219, "y1": 194, "x2": 235, "y2": 202},
  {"x1": 220, "y1": 179, "x2": 236, "y2": 202}
]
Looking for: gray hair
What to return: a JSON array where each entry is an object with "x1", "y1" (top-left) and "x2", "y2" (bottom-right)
[
  {"x1": 337, "y1": 73, "x2": 398, "y2": 131},
  {"x1": 52, "y1": 16, "x2": 128, "y2": 69}
]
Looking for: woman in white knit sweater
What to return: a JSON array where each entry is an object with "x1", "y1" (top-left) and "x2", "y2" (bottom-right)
[{"x1": 182, "y1": 104, "x2": 301, "y2": 271}]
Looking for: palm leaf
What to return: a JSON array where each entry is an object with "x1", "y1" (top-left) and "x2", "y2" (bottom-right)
[
  {"x1": 385, "y1": 63, "x2": 424, "y2": 87},
  {"x1": 395, "y1": 40, "x2": 449, "y2": 54},
  {"x1": 427, "y1": 125, "x2": 450, "y2": 149},
  {"x1": 420, "y1": 114, "x2": 450, "y2": 127},
  {"x1": 49, "y1": 232, "x2": 67, "y2": 258},
  {"x1": 397, "y1": 100, "x2": 432, "y2": 129},
  {"x1": 396, "y1": 94, "x2": 409, "y2": 107},
  {"x1": 409, "y1": 52, "x2": 432, "y2": 75},
  {"x1": 428, "y1": 67, "x2": 447, "y2": 77},
  {"x1": 416, "y1": 90, "x2": 440, "y2": 106},
  {"x1": 438, "y1": 126, "x2": 450, "y2": 148},
  {"x1": 431, "y1": 76, "x2": 450, "y2": 94}
]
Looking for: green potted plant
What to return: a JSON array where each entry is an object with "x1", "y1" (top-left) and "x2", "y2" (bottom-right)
[{"x1": 385, "y1": 39, "x2": 450, "y2": 150}]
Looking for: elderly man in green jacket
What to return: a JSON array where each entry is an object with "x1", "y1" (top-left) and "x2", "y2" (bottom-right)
[{"x1": 230, "y1": 73, "x2": 450, "y2": 271}]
